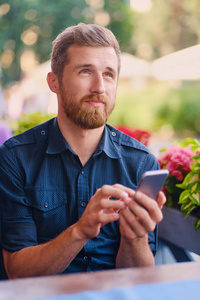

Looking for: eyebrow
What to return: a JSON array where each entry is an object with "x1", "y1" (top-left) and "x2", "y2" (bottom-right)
[{"x1": 74, "y1": 64, "x2": 117, "y2": 75}]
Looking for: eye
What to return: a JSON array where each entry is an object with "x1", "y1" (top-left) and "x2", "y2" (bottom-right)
[
  {"x1": 79, "y1": 69, "x2": 90, "y2": 75},
  {"x1": 104, "y1": 72, "x2": 114, "y2": 78}
]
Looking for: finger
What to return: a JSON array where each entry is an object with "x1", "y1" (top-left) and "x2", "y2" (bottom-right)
[
  {"x1": 119, "y1": 212, "x2": 137, "y2": 239},
  {"x1": 96, "y1": 185, "x2": 129, "y2": 201},
  {"x1": 156, "y1": 191, "x2": 166, "y2": 209},
  {"x1": 93, "y1": 185, "x2": 132, "y2": 211},
  {"x1": 112, "y1": 183, "x2": 135, "y2": 198},
  {"x1": 100, "y1": 198, "x2": 126, "y2": 211},
  {"x1": 133, "y1": 191, "x2": 163, "y2": 223},
  {"x1": 98, "y1": 211, "x2": 120, "y2": 226},
  {"x1": 120, "y1": 206, "x2": 156, "y2": 234},
  {"x1": 120, "y1": 211, "x2": 150, "y2": 238}
]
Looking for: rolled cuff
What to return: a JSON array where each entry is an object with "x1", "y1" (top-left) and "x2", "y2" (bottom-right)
[{"x1": 2, "y1": 221, "x2": 37, "y2": 252}]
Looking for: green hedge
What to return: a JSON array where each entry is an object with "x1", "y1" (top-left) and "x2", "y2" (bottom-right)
[
  {"x1": 155, "y1": 83, "x2": 200, "y2": 135},
  {"x1": 11, "y1": 112, "x2": 56, "y2": 135},
  {"x1": 109, "y1": 82, "x2": 200, "y2": 136}
]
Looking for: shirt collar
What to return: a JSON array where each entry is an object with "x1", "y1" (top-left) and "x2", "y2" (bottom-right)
[
  {"x1": 46, "y1": 118, "x2": 71, "y2": 154},
  {"x1": 94, "y1": 125, "x2": 121, "y2": 159},
  {"x1": 46, "y1": 119, "x2": 121, "y2": 159}
]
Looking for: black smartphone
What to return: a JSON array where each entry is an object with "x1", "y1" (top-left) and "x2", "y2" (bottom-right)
[{"x1": 136, "y1": 169, "x2": 169, "y2": 200}]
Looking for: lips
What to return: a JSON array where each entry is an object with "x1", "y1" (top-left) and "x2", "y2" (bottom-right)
[
  {"x1": 82, "y1": 95, "x2": 106, "y2": 103},
  {"x1": 82, "y1": 95, "x2": 106, "y2": 107},
  {"x1": 85, "y1": 100, "x2": 105, "y2": 107}
]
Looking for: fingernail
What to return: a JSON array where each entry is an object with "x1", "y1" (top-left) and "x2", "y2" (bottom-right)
[
  {"x1": 113, "y1": 213, "x2": 119, "y2": 220},
  {"x1": 121, "y1": 191, "x2": 128, "y2": 198},
  {"x1": 123, "y1": 197, "x2": 131, "y2": 205},
  {"x1": 135, "y1": 191, "x2": 142, "y2": 199}
]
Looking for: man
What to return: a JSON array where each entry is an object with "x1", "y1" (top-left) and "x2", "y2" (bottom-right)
[{"x1": 0, "y1": 23, "x2": 165, "y2": 279}]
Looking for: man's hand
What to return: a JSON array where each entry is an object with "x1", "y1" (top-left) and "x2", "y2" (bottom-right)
[
  {"x1": 114, "y1": 184, "x2": 166, "y2": 269},
  {"x1": 74, "y1": 185, "x2": 131, "y2": 240},
  {"x1": 119, "y1": 188, "x2": 166, "y2": 239}
]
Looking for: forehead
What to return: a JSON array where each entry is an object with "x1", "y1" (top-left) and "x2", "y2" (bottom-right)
[{"x1": 67, "y1": 45, "x2": 119, "y2": 72}]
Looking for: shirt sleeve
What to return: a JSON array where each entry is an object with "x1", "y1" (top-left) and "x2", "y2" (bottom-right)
[
  {"x1": 140, "y1": 152, "x2": 160, "y2": 177},
  {"x1": 0, "y1": 145, "x2": 37, "y2": 252}
]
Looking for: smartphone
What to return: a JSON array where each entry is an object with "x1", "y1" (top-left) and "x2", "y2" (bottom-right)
[{"x1": 136, "y1": 169, "x2": 169, "y2": 200}]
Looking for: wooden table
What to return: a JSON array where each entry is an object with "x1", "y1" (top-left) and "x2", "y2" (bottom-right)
[{"x1": 1, "y1": 261, "x2": 200, "y2": 300}]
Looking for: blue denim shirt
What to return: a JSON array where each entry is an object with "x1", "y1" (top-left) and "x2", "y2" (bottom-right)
[{"x1": 0, "y1": 118, "x2": 159, "y2": 274}]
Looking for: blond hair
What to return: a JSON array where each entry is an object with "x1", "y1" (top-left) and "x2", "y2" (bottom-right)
[{"x1": 51, "y1": 23, "x2": 121, "y2": 81}]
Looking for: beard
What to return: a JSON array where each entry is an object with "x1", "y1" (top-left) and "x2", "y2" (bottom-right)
[{"x1": 59, "y1": 86, "x2": 115, "y2": 129}]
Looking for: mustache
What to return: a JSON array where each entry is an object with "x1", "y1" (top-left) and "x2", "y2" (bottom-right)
[{"x1": 81, "y1": 94, "x2": 107, "y2": 103}]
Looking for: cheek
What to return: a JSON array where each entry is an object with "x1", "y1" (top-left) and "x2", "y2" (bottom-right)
[
  {"x1": 107, "y1": 85, "x2": 117, "y2": 101},
  {"x1": 60, "y1": 80, "x2": 85, "y2": 100},
  {"x1": 72, "y1": 80, "x2": 91, "y2": 97}
]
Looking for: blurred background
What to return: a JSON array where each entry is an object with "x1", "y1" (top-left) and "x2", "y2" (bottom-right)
[
  {"x1": 0, "y1": 0, "x2": 200, "y2": 153},
  {"x1": 1, "y1": 0, "x2": 200, "y2": 266}
]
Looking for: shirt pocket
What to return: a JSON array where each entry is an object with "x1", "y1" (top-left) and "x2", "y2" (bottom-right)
[{"x1": 24, "y1": 187, "x2": 68, "y2": 239}]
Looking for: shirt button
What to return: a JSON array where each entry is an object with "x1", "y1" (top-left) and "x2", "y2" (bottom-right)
[
  {"x1": 84, "y1": 256, "x2": 89, "y2": 260},
  {"x1": 44, "y1": 202, "x2": 48, "y2": 208},
  {"x1": 81, "y1": 170, "x2": 84, "y2": 175},
  {"x1": 111, "y1": 131, "x2": 116, "y2": 137},
  {"x1": 41, "y1": 130, "x2": 46, "y2": 135},
  {"x1": 80, "y1": 201, "x2": 86, "y2": 207}
]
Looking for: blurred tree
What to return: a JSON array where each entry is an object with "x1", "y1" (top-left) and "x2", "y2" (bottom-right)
[
  {"x1": 84, "y1": 0, "x2": 136, "y2": 53},
  {"x1": 2, "y1": 0, "x2": 199, "y2": 87},
  {"x1": 0, "y1": 0, "x2": 88, "y2": 86},
  {"x1": 0, "y1": 0, "x2": 135, "y2": 87},
  {"x1": 133, "y1": 0, "x2": 200, "y2": 60}
]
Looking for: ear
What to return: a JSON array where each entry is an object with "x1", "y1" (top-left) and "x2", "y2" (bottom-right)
[{"x1": 46, "y1": 72, "x2": 60, "y2": 94}]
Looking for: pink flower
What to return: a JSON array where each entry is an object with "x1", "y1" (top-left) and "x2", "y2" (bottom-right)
[
  {"x1": 171, "y1": 170, "x2": 184, "y2": 181},
  {"x1": 158, "y1": 140, "x2": 200, "y2": 208},
  {"x1": 159, "y1": 145, "x2": 194, "y2": 181},
  {"x1": 167, "y1": 161, "x2": 179, "y2": 172}
]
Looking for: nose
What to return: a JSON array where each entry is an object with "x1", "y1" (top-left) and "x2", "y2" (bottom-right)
[{"x1": 89, "y1": 74, "x2": 105, "y2": 94}]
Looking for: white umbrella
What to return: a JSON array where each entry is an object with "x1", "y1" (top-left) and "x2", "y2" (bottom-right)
[{"x1": 152, "y1": 44, "x2": 200, "y2": 81}]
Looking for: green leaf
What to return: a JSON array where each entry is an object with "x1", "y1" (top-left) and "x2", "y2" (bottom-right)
[
  {"x1": 194, "y1": 218, "x2": 200, "y2": 230},
  {"x1": 178, "y1": 190, "x2": 190, "y2": 204},
  {"x1": 177, "y1": 172, "x2": 199, "y2": 189},
  {"x1": 190, "y1": 192, "x2": 200, "y2": 206},
  {"x1": 190, "y1": 182, "x2": 200, "y2": 193},
  {"x1": 160, "y1": 148, "x2": 168, "y2": 153},
  {"x1": 177, "y1": 138, "x2": 199, "y2": 149},
  {"x1": 180, "y1": 201, "x2": 196, "y2": 216},
  {"x1": 191, "y1": 154, "x2": 200, "y2": 160}
]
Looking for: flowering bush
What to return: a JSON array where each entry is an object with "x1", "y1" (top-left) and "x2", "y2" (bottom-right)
[
  {"x1": 159, "y1": 138, "x2": 200, "y2": 230},
  {"x1": 115, "y1": 125, "x2": 151, "y2": 146}
]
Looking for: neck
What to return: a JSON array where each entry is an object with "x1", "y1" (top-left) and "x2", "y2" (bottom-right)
[{"x1": 57, "y1": 116, "x2": 105, "y2": 166}]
